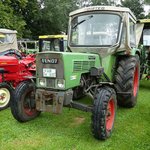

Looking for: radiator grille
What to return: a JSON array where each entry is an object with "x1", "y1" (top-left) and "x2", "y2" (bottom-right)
[{"x1": 73, "y1": 61, "x2": 95, "y2": 72}]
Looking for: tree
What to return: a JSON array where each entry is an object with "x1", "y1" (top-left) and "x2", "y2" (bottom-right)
[
  {"x1": 0, "y1": 1, "x2": 26, "y2": 37},
  {"x1": 31, "y1": 0, "x2": 77, "y2": 36},
  {"x1": 144, "y1": 0, "x2": 150, "y2": 4},
  {"x1": 21, "y1": 0, "x2": 41, "y2": 38},
  {"x1": 121, "y1": 0, "x2": 145, "y2": 19},
  {"x1": 92, "y1": 0, "x2": 117, "y2": 5}
]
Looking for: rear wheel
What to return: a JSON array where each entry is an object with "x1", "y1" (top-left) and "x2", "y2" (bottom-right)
[
  {"x1": 0, "y1": 83, "x2": 14, "y2": 111},
  {"x1": 10, "y1": 81, "x2": 40, "y2": 122},
  {"x1": 92, "y1": 87, "x2": 117, "y2": 140},
  {"x1": 115, "y1": 55, "x2": 140, "y2": 107}
]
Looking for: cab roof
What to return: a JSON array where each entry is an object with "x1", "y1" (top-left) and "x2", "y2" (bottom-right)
[
  {"x1": 69, "y1": 6, "x2": 136, "y2": 21},
  {"x1": 39, "y1": 35, "x2": 67, "y2": 40},
  {"x1": 0, "y1": 28, "x2": 17, "y2": 34},
  {"x1": 138, "y1": 19, "x2": 150, "y2": 23}
]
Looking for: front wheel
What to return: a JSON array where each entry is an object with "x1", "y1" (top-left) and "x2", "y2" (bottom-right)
[
  {"x1": 0, "y1": 83, "x2": 14, "y2": 111},
  {"x1": 92, "y1": 87, "x2": 117, "y2": 140},
  {"x1": 10, "y1": 81, "x2": 40, "y2": 122}
]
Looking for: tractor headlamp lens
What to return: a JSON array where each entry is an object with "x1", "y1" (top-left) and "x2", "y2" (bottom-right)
[
  {"x1": 39, "y1": 78, "x2": 46, "y2": 87},
  {"x1": 56, "y1": 79, "x2": 65, "y2": 89}
]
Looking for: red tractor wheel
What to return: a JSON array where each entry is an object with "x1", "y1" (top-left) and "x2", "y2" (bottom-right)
[
  {"x1": 10, "y1": 81, "x2": 40, "y2": 122},
  {"x1": 92, "y1": 87, "x2": 117, "y2": 140},
  {"x1": 106, "y1": 98, "x2": 115, "y2": 131},
  {"x1": 0, "y1": 83, "x2": 14, "y2": 111}
]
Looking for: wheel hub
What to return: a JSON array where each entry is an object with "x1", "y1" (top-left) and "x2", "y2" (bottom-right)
[
  {"x1": 0, "y1": 88, "x2": 10, "y2": 107},
  {"x1": 106, "y1": 98, "x2": 115, "y2": 131},
  {"x1": 133, "y1": 66, "x2": 139, "y2": 97},
  {"x1": 23, "y1": 92, "x2": 36, "y2": 116}
]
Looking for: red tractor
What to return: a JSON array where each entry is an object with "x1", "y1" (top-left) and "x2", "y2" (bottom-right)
[
  {"x1": 0, "y1": 29, "x2": 36, "y2": 110},
  {"x1": 0, "y1": 31, "x2": 67, "y2": 110}
]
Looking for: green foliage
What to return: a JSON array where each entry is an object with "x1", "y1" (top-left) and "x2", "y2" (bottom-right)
[
  {"x1": 121, "y1": 0, "x2": 145, "y2": 19},
  {"x1": 92, "y1": 0, "x2": 116, "y2": 5},
  {"x1": 145, "y1": 13, "x2": 150, "y2": 19},
  {"x1": 144, "y1": 0, "x2": 150, "y2": 4},
  {"x1": 21, "y1": 0, "x2": 41, "y2": 38},
  {"x1": 33, "y1": 0, "x2": 77, "y2": 36},
  {"x1": 0, "y1": 1, "x2": 26, "y2": 37},
  {"x1": 0, "y1": 0, "x2": 149, "y2": 38}
]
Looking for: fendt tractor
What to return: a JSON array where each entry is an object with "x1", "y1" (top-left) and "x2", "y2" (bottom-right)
[{"x1": 11, "y1": 6, "x2": 140, "y2": 140}]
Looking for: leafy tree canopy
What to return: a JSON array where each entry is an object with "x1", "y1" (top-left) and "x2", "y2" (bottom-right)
[
  {"x1": 121, "y1": 0, "x2": 145, "y2": 19},
  {"x1": 0, "y1": 0, "x2": 149, "y2": 38}
]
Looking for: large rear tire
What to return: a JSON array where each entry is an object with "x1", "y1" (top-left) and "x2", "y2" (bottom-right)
[
  {"x1": 0, "y1": 82, "x2": 14, "y2": 111},
  {"x1": 115, "y1": 55, "x2": 140, "y2": 108},
  {"x1": 10, "y1": 81, "x2": 40, "y2": 122},
  {"x1": 92, "y1": 87, "x2": 117, "y2": 140}
]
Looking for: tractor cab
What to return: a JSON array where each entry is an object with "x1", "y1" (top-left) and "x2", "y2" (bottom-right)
[
  {"x1": 0, "y1": 29, "x2": 18, "y2": 52},
  {"x1": 0, "y1": 29, "x2": 23, "y2": 59},
  {"x1": 68, "y1": 6, "x2": 137, "y2": 56},
  {"x1": 39, "y1": 35, "x2": 67, "y2": 52}
]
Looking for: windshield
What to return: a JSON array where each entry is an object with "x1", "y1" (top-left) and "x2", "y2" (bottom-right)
[
  {"x1": 39, "y1": 38, "x2": 67, "y2": 52},
  {"x1": 70, "y1": 13, "x2": 121, "y2": 47},
  {"x1": 0, "y1": 34, "x2": 14, "y2": 44},
  {"x1": 143, "y1": 29, "x2": 150, "y2": 46}
]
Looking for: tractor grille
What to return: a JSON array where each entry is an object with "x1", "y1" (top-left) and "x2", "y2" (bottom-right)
[
  {"x1": 47, "y1": 79, "x2": 55, "y2": 88},
  {"x1": 73, "y1": 61, "x2": 95, "y2": 72}
]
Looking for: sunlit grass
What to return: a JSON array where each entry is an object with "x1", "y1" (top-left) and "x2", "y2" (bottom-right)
[{"x1": 0, "y1": 80, "x2": 149, "y2": 150}]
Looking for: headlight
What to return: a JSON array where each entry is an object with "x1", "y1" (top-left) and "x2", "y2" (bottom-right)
[
  {"x1": 39, "y1": 78, "x2": 46, "y2": 87},
  {"x1": 56, "y1": 79, "x2": 65, "y2": 89}
]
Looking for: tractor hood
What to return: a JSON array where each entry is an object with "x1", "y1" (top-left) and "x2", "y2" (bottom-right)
[{"x1": 36, "y1": 51, "x2": 101, "y2": 90}]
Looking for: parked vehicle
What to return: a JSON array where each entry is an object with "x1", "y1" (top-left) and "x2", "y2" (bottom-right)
[
  {"x1": 0, "y1": 29, "x2": 36, "y2": 110},
  {"x1": 137, "y1": 19, "x2": 150, "y2": 79},
  {"x1": 11, "y1": 6, "x2": 140, "y2": 140},
  {"x1": 18, "y1": 40, "x2": 39, "y2": 54},
  {"x1": 39, "y1": 34, "x2": 68, "y2": 52}
]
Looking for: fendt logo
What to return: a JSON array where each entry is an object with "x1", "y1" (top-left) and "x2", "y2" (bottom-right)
[{"x1": 41, "y1": 58, "x2": 58, "y2": 64}]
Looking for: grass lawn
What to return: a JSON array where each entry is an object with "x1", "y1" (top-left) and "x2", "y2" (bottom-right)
[{"x1": 0, "y1": 80, "x2": 150, "y2": 150}]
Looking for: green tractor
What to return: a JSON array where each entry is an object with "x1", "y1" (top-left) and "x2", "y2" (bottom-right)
[
  {"x1": 18, "y1": 40, "x2": 39, "y2": 54},
  {"x1": 11, "y1": 6, "x2": 140, "y2": 140},
  {"x1": 137, "y1": 19, "x2": 150, "y2": 79}
]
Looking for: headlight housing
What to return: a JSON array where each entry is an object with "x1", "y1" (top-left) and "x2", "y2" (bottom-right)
[
  {"x1": 38, "y1": 78, "x2": 46, "y2": 87},
  {"x1": 56, "y1": 79, "x2": 65, "y2": 89}
]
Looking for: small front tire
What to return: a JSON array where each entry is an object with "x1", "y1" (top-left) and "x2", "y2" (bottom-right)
[{"x1": 92, "y1": 87, "x2": 117, "y2": 140}]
